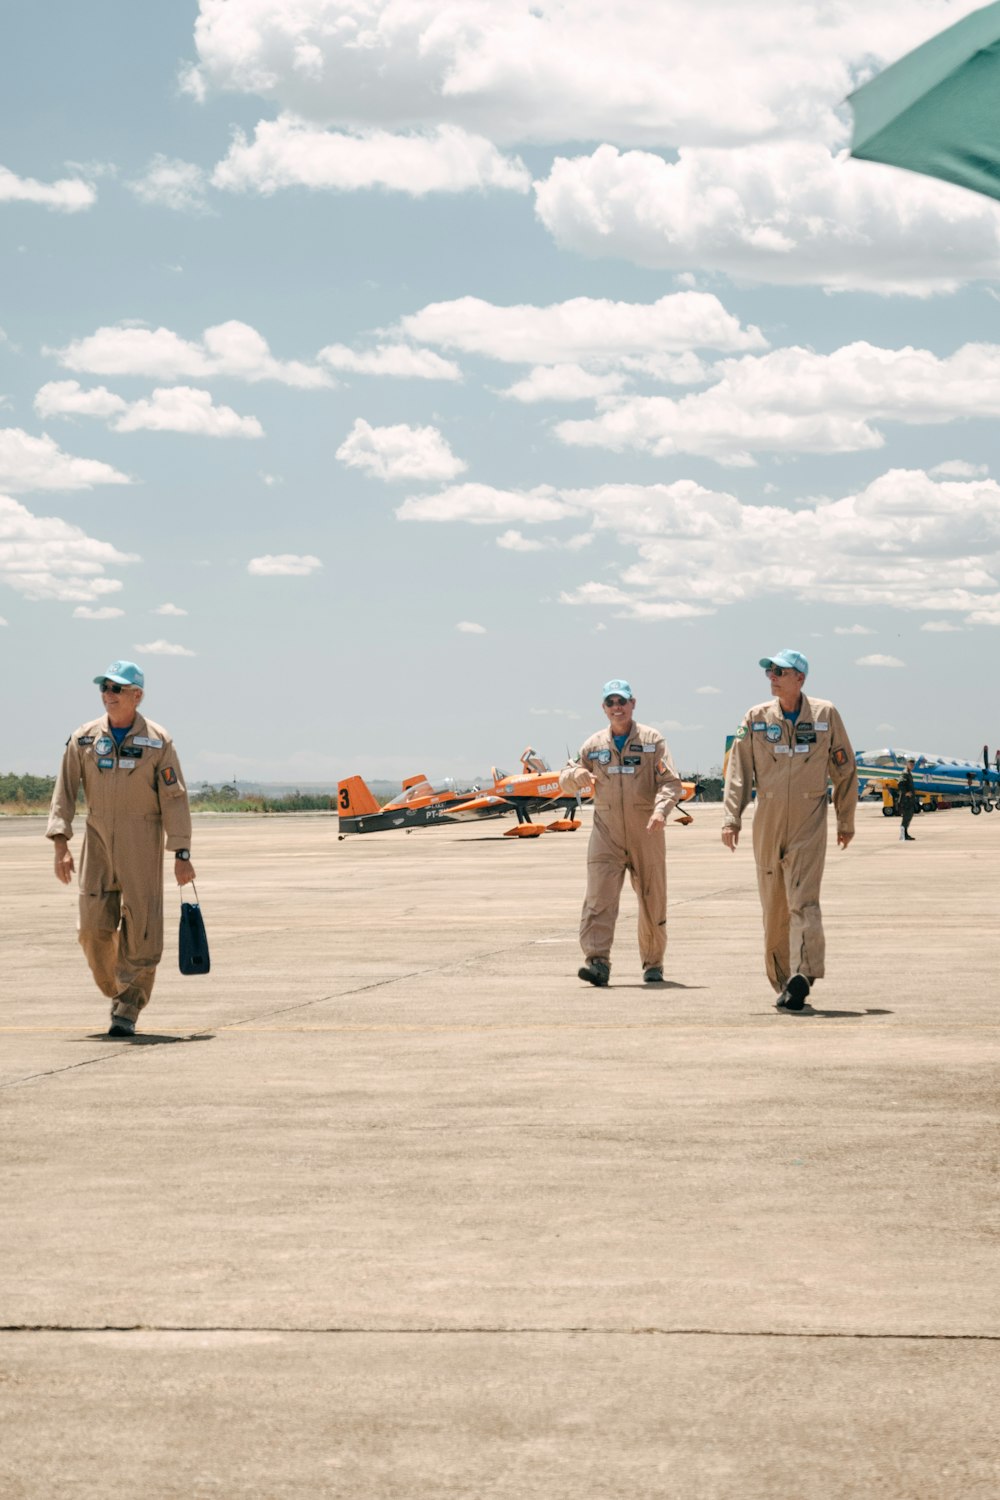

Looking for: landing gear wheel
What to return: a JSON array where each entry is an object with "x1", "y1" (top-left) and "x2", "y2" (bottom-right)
[{"x1": 971, "y1": 802, "x2": 982, "y2": 815}]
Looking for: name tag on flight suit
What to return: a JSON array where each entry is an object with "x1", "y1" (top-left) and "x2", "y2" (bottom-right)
[
  {"x1": 774, "y1": 746, "x2": 791, "y2": 755},
  {"x1": 793, "y1": 745, "x2": 810, "y2": 754},
  {"x1": 97, "y1": 756, "x2": 115, "y2": 769},
  {"x1": 132, "y1": 736, "x2": 163, "y2": 748},
  {"x1": 118, "y1": 759, "x2": 137, "y2": 769}
]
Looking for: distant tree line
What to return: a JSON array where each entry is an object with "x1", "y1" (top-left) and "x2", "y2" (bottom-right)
[{"x1": 0, "y1": 772, "x2": 57, "y2": 805}]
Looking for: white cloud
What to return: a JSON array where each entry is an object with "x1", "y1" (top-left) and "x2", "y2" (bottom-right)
[
  {"x1": 212, "y1": 117, "x2": 530, "y2": 196},
  {"x1": 153, "y1": 602, "x2": 188, "y2": 616},
  {"x1": 337, "y1": 418, "x2": 465, "y2": 483},
  {"x1": 397, "y1": 482, "x2": 575, "y2": 525},
  {"x1": 496, "y1": 529, "x2": 547, "y2": 552},
  {"x1": 0, "y1": 493, "x2": 137, "y2": 601},
  {"x1": 247, "y1": 554, "x2": 322, "y2": 576},
  {"x1": 318, "y1": 343, "x2": 461, "y2": 380},
  {"x1": 499, "y1": 365, "x2": 627, "y2": 404},
  {"x1": 929, "y1": 459, "x2": 988, "y2": 479},
  {"x1": 398, "y1": 469, "x2": 1000, "y2": 624},
  {"x1": 133, "y1": 639, "x2": 197, "y2": 656},
  {"x1": 834, "y1": 625, "x2": 875, "y2": 635},
  {"x1": 400, "y1": 292, "x2": 764, "y2": 364},
  {"x1": 114, "y1": 387, "x2": 263, "y2": 438},
  {"x1": 920, "y1": 620, "x2": 963, "y2": 631},
  {"x1": 72, "y1": 605, "x2": 125, "y2": 620},
  {"x1": 127, "y1": 156, "x2": 210, "y2": 213},
  {"x1": 0, "y1": 428, "x2": 130, "y2": 492},
  {"x1": 0, "y1": 163, "x2": 95, "y2": 212},
  {"x1": 0, "y1": 615, "x2": 7, "y2": 625},
  {"x1": 184, "y1": 1, "x2": 970, "y2": 150},
  {"x1": 857, "y1": 654, "x2": 905, "y2": 667},
  {"x1": 695, "y1": 686, "x2": 721, "y2": 694},
  {"x1": 456, "y1": 620, "x2": 486, "y2": 633},
  {"x1": 35, "y1": 382, "x2": 127, "y2": 419},
  {"x1": 52, "y1": 320, "x2": 330, "y2": 388},
  {"x1": 534, "y1": 142, "x2": 1000, "y2": 295},
  {"x1": 38, "y1": 380, "x2": 262, "y2": 438},
  {"x1": 556, "y1": 341, "x2": 1000, "y2": 463}
]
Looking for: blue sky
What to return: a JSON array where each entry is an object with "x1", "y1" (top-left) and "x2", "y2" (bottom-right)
[{"x1": 4, "y1": 0, "x2": 1000, "y2": 783}]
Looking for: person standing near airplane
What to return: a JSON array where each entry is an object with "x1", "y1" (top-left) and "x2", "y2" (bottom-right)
[
  {"x1": 897, "y1": 759, "x2": 917, "y2": 841},
  {"x1": 47, "y1": 660, "x2": 196, "y2": 1037},
  {"x1": 721, "y1": 650, "x2": 857, "y2": 1011},
  {"x1": 559, "y1": 679, "x2": 688, "y2": 987}
]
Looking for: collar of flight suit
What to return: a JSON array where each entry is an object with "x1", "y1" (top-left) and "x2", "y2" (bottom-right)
[{"x1": 760, "y1": 692, "x2": 816, "y2": 736}]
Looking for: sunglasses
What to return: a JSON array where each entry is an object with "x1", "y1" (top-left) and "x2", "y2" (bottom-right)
[
  {"x1": 764, "y1": 666, "x2": 790, "y2": 677},
  {"x1": 604, "y1": 696, "x2": 628, "y2": 707},
  {"x1": 100, "y1": 681, "x2": 133, "y2": 694}
]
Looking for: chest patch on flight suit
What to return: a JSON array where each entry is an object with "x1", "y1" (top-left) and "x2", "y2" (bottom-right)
[
  {"x1": 161, "y1": 765, "x2": 178, "y2": 786},
  {"x1": 629, "y1": 742, "x2": 643, "y2": 752},
  {"x1": 132, "y1": 736, "x2": 163, "y2": 748},
  {"x1": 120, "y1": 745, "x2": 143, "y2": 758},
  {"x1": 118, "y1": 759, "x2": 137, "y2": 769},
  {"x1": 95, "y1": 736, "x2": 114, "y2": 755},
  {"x1": 766, "y1": 724, "x2": 782, "y2": 743},
  {"x1": 643, "y1": 744, "x2": 657, "y2": 753},
  {"x1": 77, "y1": 735, "x2": 94, "y2": 746},
  {"x1": 752, "y1": 722, "x2": 767, "y2": 732},
  {"x1": 815, "y1": 722, "x2": 828, "y2": 732},
  {"x1": 796, "y1": 723, "x2": 816, "y2": 745},
  {"x1": 793, "y1": 745, "x2": 810, "y2": 754},
  {"x1": 623, "y1": 755, "x2": 642, "y2": 766},
  {"x1": 774, "y1": 746, "x2": 791, "y2": 755},
  {"x1": 588, "y1": 749, "x2": 611, "y2": 764},
  {"x1": 97, "y1": 756, "x2": 115, "y2": 770}
]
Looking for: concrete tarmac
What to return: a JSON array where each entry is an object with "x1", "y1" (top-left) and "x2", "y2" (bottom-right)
[{"x1": 1, "y1": 803, "x2": 998, "y2": 1498}]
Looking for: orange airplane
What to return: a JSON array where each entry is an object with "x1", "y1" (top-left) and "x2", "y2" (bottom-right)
[
  {"x1": 490, "y1": 747, "x2": 593, "y2": 837},
  {"x1": 337, "y1": 773, "x2": 510, "y2": 837}
]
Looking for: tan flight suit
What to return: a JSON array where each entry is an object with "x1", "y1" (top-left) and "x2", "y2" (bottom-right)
[
  {"x1": 47, "y1": 713, "x2": 192, "y2": 1022},
  {"x1": 722, "y1": 695, "x2": 857, "y2": 993},
  {"x1": 559, "y1": 722, "x2": 685, "y2": 972}
]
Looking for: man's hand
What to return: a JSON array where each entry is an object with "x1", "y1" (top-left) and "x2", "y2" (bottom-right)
[
  {"x1": 646, "y1": 810, "x2": 665, "y2": 833},
  {"x1": 175, "y1": 858, "x2": 197, "y2": 887},
  {"x1": 721, "y1": 827, "x2": 739, "y2": 851},
  {"x1": 53, "y1": 838, "x2": 75, "y2": 884},
  {"x1": 573, "y1": 767, "x2": 597, "y2": 791},
  {"x1": 837, "y1": 831, "x2": 854, "y2": 850}
]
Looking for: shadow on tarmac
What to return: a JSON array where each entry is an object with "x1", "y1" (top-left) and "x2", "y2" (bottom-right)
[
  {"x1": 618, "y1": 981, "x2": 707, "y2": 991},
  {"x1": 775, "y1": 1008, "x2": 894, "y2": 1019},
  {"x1": 82, "y1": 1032, "x2": 216, "y2": 1046}
]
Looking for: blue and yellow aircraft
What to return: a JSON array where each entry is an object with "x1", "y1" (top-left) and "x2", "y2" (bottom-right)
[{"x1": 855, "y1": 747, "x2": 1000, "y2": 816}]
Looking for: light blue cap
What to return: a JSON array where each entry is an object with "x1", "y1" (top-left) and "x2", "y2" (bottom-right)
[
  {"x1": 602, "y1": 678, "x2": 634, "y2": 701},
  {"x1": 94, "y1": 660, "x2": 144, "y2": 689},
  {"x1": 759, "y1": 649, "x2": 808, "y2": 677}
]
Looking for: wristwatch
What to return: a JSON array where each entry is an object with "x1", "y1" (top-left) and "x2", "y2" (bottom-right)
[{"x1": 174, "y1": 849, "x2": 191, "y2": 861}]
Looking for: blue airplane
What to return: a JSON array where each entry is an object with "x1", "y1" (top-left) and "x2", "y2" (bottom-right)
[{"x1": 855, "y1": 746, "x2": 1000, "y2": 816}]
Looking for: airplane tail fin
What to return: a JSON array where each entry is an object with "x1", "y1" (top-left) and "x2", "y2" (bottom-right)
[{"x1": 337, "y1": 775, "x2": 380, "y2": 819}]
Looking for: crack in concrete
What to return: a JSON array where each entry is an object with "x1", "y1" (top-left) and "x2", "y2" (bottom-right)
[{"x1": 1, "y1": 1324, "x2": 997, "y2": 1340}]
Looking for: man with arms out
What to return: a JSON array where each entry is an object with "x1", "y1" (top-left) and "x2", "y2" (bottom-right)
[
  {"x1": 48, "y1": 660, "x2": 195, "y2": 1037},
  {"x1": 560, "y1": 679, "x2": 688, "y2": 987},
  {"x1": 721, "y1": 650, "x2": 857, "y2": 1011}
]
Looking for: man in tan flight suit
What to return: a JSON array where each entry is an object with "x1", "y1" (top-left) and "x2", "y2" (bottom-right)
[
  {"x1": 560, "y1": 678, "x2": 689, "y2": 987},
  {"x1": 721, "y1": 649, "x2": 857, "y2": 1011},
  {"x1": 48, "y1": 660, "x2": 195, "y2": 1037}
]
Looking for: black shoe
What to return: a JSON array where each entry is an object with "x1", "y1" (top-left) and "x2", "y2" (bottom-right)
[
  {"x1": 904, "y1": 834, "x2": 915, "y2": 841},
  {"x1": 776, "y1": 975, "x2": 811, "y2": 1011},
  {"x1": 578, "y1": 958, "x2": 610, "y2": 986},
  {"x1": 107, "y1": 1016, "x2": 136, "y2": 1037},
  {"x1": 643, "y1": 966, "x2": 664, "y2": 983}
]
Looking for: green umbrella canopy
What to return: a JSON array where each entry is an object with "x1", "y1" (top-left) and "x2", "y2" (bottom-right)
[{"x1": 848, "y1": 1, "x2": 1000, "y2": 202}]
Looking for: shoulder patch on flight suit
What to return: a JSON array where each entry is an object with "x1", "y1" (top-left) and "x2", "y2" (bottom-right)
[
  {"x1": 832, "y1": 748, "x2": 850, "y2": 768},
  {"x1": 736, "y1": 725, "x2": 748, "y2": 740},
  {"x1": 161, "y1": 765, "x2": 178, "y2": 786}
]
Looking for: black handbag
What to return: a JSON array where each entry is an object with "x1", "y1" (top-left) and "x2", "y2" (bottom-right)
[{"x1": 179, "y1": 885, "x2": 211, "y2": 975}]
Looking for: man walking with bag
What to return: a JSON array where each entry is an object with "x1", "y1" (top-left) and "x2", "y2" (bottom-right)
[{"x1": 48, "y1": 660, "x2": 195, "y2": 1036}]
